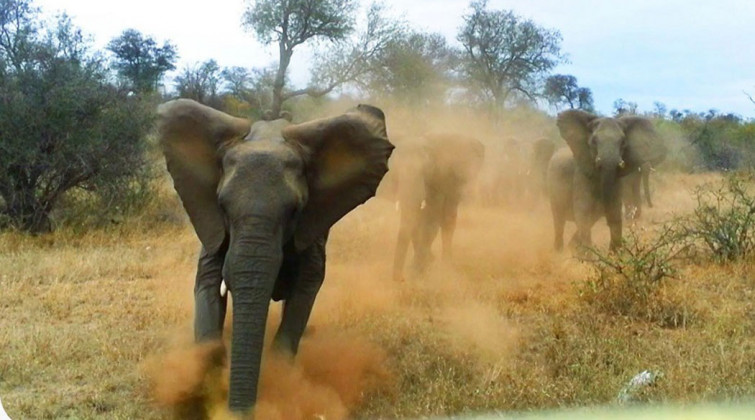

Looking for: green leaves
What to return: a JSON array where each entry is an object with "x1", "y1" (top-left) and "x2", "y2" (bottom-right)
[
  {"x1": 0, "y1": 2, "x2": 155, "y2": 232},
  {"x1": 457, "y1": 0, "x2": 565, "y2": 107},
  {"x1": 107, "y1": 29, "x2": 177, "y2": 93}
]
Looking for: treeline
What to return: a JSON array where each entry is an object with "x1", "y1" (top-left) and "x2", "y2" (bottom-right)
[
  {"x1": 612, "y1": 100, "x2": 755, "y2": 172},
  {"x1": 0, "y1": 0, "x2": 752, "y2": 233}
]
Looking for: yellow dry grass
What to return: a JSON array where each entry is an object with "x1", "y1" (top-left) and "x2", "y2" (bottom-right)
[{"x1": 1, "y1": 170, "x2": 754, "y2": 419}]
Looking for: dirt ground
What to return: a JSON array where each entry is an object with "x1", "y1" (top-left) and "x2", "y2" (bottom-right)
[{"x1": 1, "y1": 170, "x2": 754, "y2": 419}]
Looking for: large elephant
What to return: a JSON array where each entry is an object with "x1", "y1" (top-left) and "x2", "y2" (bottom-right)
[
  {"x1": 157, "y1": 99, "x2": 393, "y2": 415},
  {"x1": 391, "y1": 134, "x2": 484, "y2": 281},
  {"x1": 547, "y1": 110, "x2": 667, "y2": 251}
]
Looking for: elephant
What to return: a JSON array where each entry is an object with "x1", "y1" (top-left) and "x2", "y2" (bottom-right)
[
  {"x1": 390, "y1": 134, "x2": 484, "y2": 281},
  {"x1": 479, "y1": 137, "x2": 526, "y2": 207},
  {"x1": 477, "y1": 136, "x2": 554, "y2": 208},
  {"x1": 526, "y1": 137, "x2": 557, "y2": 203},
  {"x1": 621, "y1": 159, "x2": 661, "y2": 220},
  {"x1": 157, "y1": 99, "x2": 393, "y2": 415},
  {"x1": 547, "y1": 110, "x2": 667, "y2": 251}
]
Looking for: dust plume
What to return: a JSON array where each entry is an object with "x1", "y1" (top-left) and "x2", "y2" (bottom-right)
[{"x1": 143, "y1": 327, "x2": 391, "y2": 419}]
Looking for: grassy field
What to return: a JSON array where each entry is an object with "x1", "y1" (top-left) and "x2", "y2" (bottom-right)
[{"x1": 1, "y1": 171, "x2": 754, "y2": 419}]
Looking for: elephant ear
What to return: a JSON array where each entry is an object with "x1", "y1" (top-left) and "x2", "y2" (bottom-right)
[
  {"x1": 556, "y1": 110, "x2": 598, "y2": 176},
  {"x1": 619, "y1": 116, "x2": 668, "y2": 171},
  {"x1": 283, "y1": 104, "x2": 394, "y2": 251},
  {"x1": 157, "y1": 99, "x2": 251, "y2": 254}
]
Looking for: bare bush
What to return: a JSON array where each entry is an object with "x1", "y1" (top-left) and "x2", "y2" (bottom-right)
[
  {"x1": 679, "y1": 172, "x2": 755, "y2": 262},
  {"x1": 579, "y1": 226, "x2": 693, "y2": 325}
]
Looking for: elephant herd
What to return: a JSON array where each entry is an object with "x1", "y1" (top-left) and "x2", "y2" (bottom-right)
[{"x1": 156, "y1": 100, "x2": 667, "y2": 415}]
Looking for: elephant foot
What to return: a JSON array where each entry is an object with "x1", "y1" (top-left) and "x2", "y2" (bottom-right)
[{"x1": 171, "y1": 341, "x2": 227, "y2": 420}]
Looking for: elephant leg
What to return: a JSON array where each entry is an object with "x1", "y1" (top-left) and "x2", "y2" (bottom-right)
[
  {"x1": 607, "y1": 218, "x2": 623, "y2": 252},
  {"x1": 273, "y1": 235, "x2": 326, "y2": 356},
  {"x1": 393, "y1": 225, "x2": 411, "y2": 281},
  {"x1": 552, "y1": 208, "x2": 566, "y2": 251},
  {"x1": 194, "y1": 244, "x2": 228, "y2": 342},
  {"x1": 574, "y1": 203, "x2": 601, "y2": 251},
  {"x1": 440, "y1": 196, "x2": 459, "y2": 261},
  {"x1": 414, "y1": 192, "x2": 442, "y2": 272},
  {"x1": 393, "y1": 203, "x2": 420, "y2": 281}
]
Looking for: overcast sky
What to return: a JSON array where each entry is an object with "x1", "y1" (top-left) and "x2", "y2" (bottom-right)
[{"x1": 38, "y1": 0, "x2": 755, "y2": 118}]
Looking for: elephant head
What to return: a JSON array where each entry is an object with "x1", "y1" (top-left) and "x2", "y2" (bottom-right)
[
  {"x1": 422, "y1": 134, "x2": 485, "y2": 189},
  {"x1": 557, "y1": 110, "x2": 666, "y2": 248},
  {"x1": 157, "y1": 99, "x2": 393, "y2": 414}
]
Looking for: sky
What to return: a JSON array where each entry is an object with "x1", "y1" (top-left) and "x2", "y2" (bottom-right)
[{"x1": 37, "y1": 0, "x2": 755, "y2": 119}]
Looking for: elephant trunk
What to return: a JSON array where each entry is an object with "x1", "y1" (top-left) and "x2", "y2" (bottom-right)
[
  {"x1": 224, "y1": 220, "x2": 283, "y2": 414},
  {"x1": 642, "y1": 164, "x2": 653, "y2": 207},
  {"x1": 601, "y1": 167, "x2": 623, "y2": 249}
]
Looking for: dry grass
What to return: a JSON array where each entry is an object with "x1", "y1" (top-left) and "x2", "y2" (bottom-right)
[{"x1": 1, "y1": 171, "x2": 755, "y2": 419}]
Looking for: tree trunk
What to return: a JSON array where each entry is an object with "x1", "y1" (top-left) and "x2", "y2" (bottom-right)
[
  {"x1": 5, "y1": 191, "x2": 52, "y2": 234},
  {"x1": 271, "y1": 46, "x2": 293, "y2": 119}
]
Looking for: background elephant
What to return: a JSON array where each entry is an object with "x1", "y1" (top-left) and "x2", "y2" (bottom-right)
[
  {"x1": 391, "y1": 134, "x2": 484, "y2": 281},
  {"x1": 477, "y1": 137, "x2": 525, "y2": 207},
  {"x1": 526, "y1": 137, "x2": 557, "y2": 204},
  {"x1": 621, "y1": 159, "x2": 662, "y2": 220},
  {"x1": 158, "y1": 99, "x2": 393, "y2": 415},
  {"x1": 547, "y1": 110, "x2": 667, "y2": 251}
]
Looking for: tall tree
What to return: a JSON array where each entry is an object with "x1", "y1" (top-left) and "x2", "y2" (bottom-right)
[
  {"x1": 543, "y1": 74, "x2": 594, "y2": 111},
  {"x1": 309, "y1": 2, "x2": 408, "y2": 99},
  {"x1": 613, "y1": 98, "x2": 638, "y2": 116},
  {"x1": 457, "y1": 0, "x2": 564, "y2": 108},
  {"x1": 243, "y1": 0, "x2": 357, "y2": 117},
  {"x1": 221, "y1": 66, "x2": 253, "y2": 100},
  {"x1": 0, "y1": 3, "x2": 154, "y2": 232},
  {"x1": 107, "y1": 29, "x2": 177, "y2": 93},
  {"x1": 356, "y1": 30, "x2": 455, "y2": 104},
  {"x1": 174, "y1": 59, "x2": 222, "y2": 107}
]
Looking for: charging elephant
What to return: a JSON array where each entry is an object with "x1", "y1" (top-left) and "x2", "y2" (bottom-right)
[
  {"x1": 157, "y1": 99, "x2": 393, "y2": 415},
  {"x1": 547, "y1": 110, "x2": 667, "y2": 251},
  {"x1": 621, "y1": 160, "x2": 662, "y2": 220},
  {"x1": 391, "y1": 134, "x2": 484, "y2": 281}
]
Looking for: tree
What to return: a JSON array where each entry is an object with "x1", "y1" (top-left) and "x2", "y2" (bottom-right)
[
  {"x1": 613, "y1": 98, "x2": 638, "y2": 116},
  {"x1": 107, "y1": 28, "x2": 177, "y2": 93},
  {"x1": 221, "y1": 66, "x2": 253, "y2": 100},
  {"x1": 174, "y1": 59, "x2": 222, "y2": 107},
  {"x1": 457, "y1": 0, "x2": 564, "y2": 108},
  {"x1": 543, "y1": 74, "x2": 594, "y2": 111},
  {"x1": 652, "y1": 101, "x2": 667, "y2": 118},
  {"x1": 355, "y1": 30, "x2": 455, "y2": 104},
  {"x1": 218, "y1": 65, "x2": 277, "y2": 118},
  {"x1": 242, "y1": 0, "x2": 358, "y2": 117},
  {"x1": 0, "y1": 3, "x2": 154, "y2": 232},
  {"x1": 309, "y1": 2, "x2": 408, "y2": 99}
]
